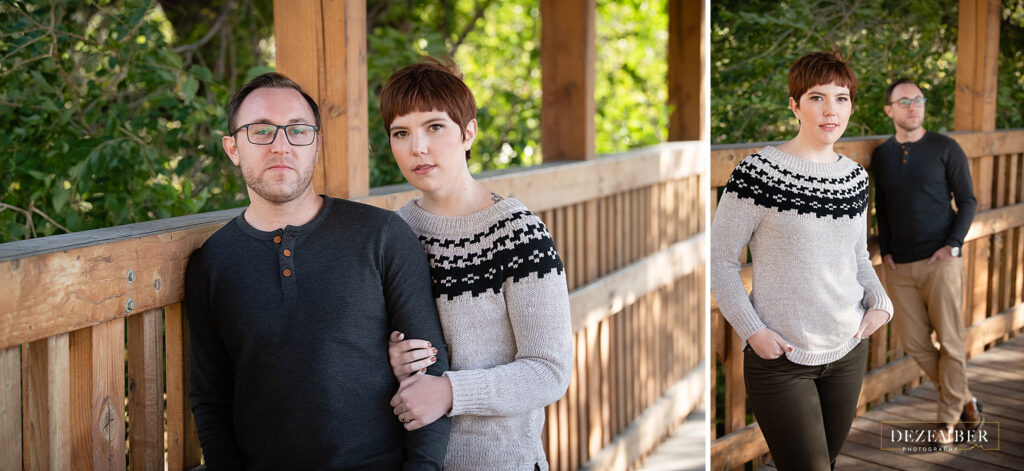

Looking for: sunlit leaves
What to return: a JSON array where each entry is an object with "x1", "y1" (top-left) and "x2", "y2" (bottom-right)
[
  {"x1": 595, "y1": 0, "x2": 669, "y2": 154},
  {"x1": 712, "y1": 0, "x2": 1024, "y2": 144}
]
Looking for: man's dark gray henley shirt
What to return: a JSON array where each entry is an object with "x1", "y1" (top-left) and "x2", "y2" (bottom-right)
[
  {"x1": 185, "y1": 196, "x2": 450, "y2": 470},
  {"x1": 871, "y1": 130, "x2": 977, "y2": 264}
]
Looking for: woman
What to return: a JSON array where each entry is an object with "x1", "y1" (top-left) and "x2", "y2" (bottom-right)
[
  {"x1": 379, "y1": 59, "x2": 573, "y2": 471},
  {"x1": 709, "y1": 51, "x2": 893, "y2": 470}
]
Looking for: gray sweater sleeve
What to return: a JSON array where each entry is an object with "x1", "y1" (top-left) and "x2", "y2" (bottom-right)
[
  {"x1": 853, "y1": 211, "x2": 894, "y2": 321},
  {"x1": 709, "y1": 191, "x2": 768, "y2": 342},
  {"x1": 445, "y1": 221, "x2": 573, "y2": 417}
]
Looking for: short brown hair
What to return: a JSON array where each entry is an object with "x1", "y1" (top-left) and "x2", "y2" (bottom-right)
[
  {"x1": 884, "y1": 78, "x2": 920, "y2": 104},
  {"x1": 380, "y1": 58, "x2": 477, "y2": 159},
  {"x1": 788, "y1": 51, "x2": 857, "y2": 104},
  {"x1": 227, "y1": 72, "x2": 321, "y2": 134}
]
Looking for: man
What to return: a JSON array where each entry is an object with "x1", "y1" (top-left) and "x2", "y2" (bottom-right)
[
  {"x1": 872, "y1": 78, "x2": 981, "y2": 443},
  {"x1": 185, "y1": 72, "x2": 450, "y2": 469}
]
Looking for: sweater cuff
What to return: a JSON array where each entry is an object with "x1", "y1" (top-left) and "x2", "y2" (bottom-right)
[
  {"x1": 728, "y1": 311, "x2": 768, "y2": 343},
  {"x1": 863, "y1": 290, "x2": 895, "y2": 323},
  {"x1": 444, "y1": 370, "x2": 487, "y2": 417}
]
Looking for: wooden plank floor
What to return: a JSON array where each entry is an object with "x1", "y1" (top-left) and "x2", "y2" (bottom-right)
[
  {"x1": 757, "y1": 334, "x2": 1024, "y2": 470},
  {"x1": 633, "y1": 403, "x2": 706, "y2": 471}
]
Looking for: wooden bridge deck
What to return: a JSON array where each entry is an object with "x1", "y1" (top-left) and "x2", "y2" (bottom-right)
[
  {"x1": 635, "y1": 403, "x2": 706, "y2": 471},
  {"x1": 751, "y1": 334, "x2": 1024, "y2": 471}
]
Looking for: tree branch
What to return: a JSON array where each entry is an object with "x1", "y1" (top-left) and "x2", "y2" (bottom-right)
[
  {"x1": 0, "y1": 29, "x2": 49, "y2": 64},
  {"x1": 450, "y1": 0, "x2": 495, "y2": 55},
  {"x1": 171, "y1": 0, "x2": 235, "y2": 54},
  {"x1": 0, "y1": 55, "x2": 50, "y2": 78},
  {"x1": 30, "y1": 206, "x2": 71, "y2": 233},
  {"x1": 0, "y1": 202, "x2": 30, "y2": 218},
  {"x1": 0, "y1": 202, "x2": 70, "y2": 238},
  {"x1": 118, "y1": 0, "x2": 155, "y2": 44}
]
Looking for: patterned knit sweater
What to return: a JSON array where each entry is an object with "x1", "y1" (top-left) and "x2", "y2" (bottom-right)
[
  {"x1": 397, "y1": 198, "x2": 573, "y2": 471},
  {"x1": 710, "y1": 146, "x2": 893, "y2": 366}
]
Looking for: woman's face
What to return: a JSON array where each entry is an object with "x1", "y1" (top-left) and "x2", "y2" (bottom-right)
[
  {"x1": 790, "y1": 82, "x2": 852, "y2": 147},
  {"x1": 388, "y1": 110, "x2": 476, "y2": 194}
]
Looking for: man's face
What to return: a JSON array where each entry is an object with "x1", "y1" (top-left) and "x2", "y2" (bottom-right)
[
  {"x1": 222, "y1": 88, "x2": 320, "y2": 205},
  {"x1": 884, "y1": 83, "x2": 926, "y2": 133}
]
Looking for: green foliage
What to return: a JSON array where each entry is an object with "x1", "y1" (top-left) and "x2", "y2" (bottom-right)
[
  {"x1": 712, "y1": 0, "x2": 1024, "y2": 145},
  {"x1": 367, "y1": 21, "x2": 448, "y2": 186},
  {"x1": 367, "y1": 0, "x2": 671, "y2": 182},
  {"x1": 595, "y1": 0, "x2": 669, "y2": 154},
  {"x1": 998, "y1": 1, "x2": 1024, "y2": 129},
  {"x1": 1, "y1": 1, "x2": 252, "y2": 241},
  {"x1": 454, "y1": 0, "x2": 542, "y2": 173},
  {"x1": 2, "y1": 0, "x2": 672, "y2": 241}
]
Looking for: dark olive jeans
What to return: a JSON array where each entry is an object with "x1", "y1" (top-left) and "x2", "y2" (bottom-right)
[{"x1": 743, "y1": 340, "x2": 868, "y2": 471}]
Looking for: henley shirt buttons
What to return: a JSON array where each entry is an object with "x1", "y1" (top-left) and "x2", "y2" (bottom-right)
[
  {"x1": 273, "y1": 235, "x2": 282, "y2": 244},
  {"x1": 282, "y1": 269, "x2": 292, "y2": 277},
  {"x1": 283, "y1": 249, "x2": 291, "y2": 257}
]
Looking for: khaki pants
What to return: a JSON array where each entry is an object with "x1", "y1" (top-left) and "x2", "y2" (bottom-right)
[{"x1": 885, "y1": 257, "x2": 970, "y2": 424}]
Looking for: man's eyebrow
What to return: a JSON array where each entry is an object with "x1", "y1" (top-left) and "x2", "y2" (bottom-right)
[{"x1": 245, "y1": 117, "x2": 313, "y2": 125}]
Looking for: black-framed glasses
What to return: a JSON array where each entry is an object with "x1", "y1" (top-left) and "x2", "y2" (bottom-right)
[
  {"x1": 890, "y1": 97, "x2": 927, "y2": 109},
  {"x1": 231, "y1": 123, "x2": 319, "y2": 146}
]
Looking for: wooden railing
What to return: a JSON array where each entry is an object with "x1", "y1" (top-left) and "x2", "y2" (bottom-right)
[
  {"x1": 0, "y1": 141, "x2": 706, "y2": 471},
  {"x1": 709, "y1": 129, "x2": 1024, "y2": 470}
]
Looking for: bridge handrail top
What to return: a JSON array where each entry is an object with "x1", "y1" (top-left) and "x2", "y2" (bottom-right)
[{"x1": 1, "y1": 140, "x2": 704, "y2": 262}]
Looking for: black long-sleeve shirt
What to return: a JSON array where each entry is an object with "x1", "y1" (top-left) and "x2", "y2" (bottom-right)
[
  {"x1": 185, "y1": 196, "x2": 450, "y2": 470},
  {"x1": 871, "y1": 131, "x2": 977, "y2": 263}
]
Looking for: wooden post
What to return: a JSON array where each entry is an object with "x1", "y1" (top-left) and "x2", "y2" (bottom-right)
[
  {"x1": 668, "y1": 0, "x2": 707, "y2": 141},
  {"x1": 166, "y1": 303, "x2": 203, "y2": 471},
  {"x1": 22, "y1": 334, "x2": 70, "y2": 470},
  {"x1": 0, "y1": 346, "x2": 20, "y2": 470},
  {"x1": 127, "y1": 309, "x2": 165, "y2": 471},
  {"x1": 274, "y1": 0, "x2": 369, "y2": 198},
  {"x1": 724, "y1": 326, "x2": 745, "y2": 433},
  {"x1": 954, "y1": 0, "x2": 1000, "y2": 132},
  {"x1": 70, "y1": 320, "x2": 126, "y2": 471},
  {"x1": 954, "y1": 0, "x2": 1000, "y2": 354},
  {"x1": 540, "y1": 0, "x2": 596, "y2": 161}
]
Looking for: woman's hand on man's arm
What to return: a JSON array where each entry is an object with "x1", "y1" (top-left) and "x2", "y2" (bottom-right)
[{"x1": 388, "y1": 330, "x2": 437, "y2": 379}]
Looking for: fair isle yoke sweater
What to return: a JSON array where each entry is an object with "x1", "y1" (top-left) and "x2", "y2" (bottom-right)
[
  {"x1": 709, "y1": 146, "x2": 893, "y2": 366},
  {"x1": 397, "y1": 197, "x2": 573, "y2": 471}
]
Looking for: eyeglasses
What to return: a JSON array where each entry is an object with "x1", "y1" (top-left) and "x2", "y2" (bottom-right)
[
  {"x1": 889, "y1": 97, "x2": 927, "y2": 109},
  {"x1": 231, "y1": 123, "x2": 319, "y2": 146}
]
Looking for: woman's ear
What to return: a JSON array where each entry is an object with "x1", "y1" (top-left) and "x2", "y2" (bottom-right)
[
  {"x1": 789, "y1": 96, "x2": 800, "y2": 119},
  {"x1": 462, "y1": 119, "x2": 478, "y2": 150}
]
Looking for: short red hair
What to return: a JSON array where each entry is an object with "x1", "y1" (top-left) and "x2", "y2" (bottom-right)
[
  {"x1": 380, "y1": 58, "x2": 477, "y2": 159},
  {"x1": 788, "y1": 51, "x2": 857, "y2": 104}
]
